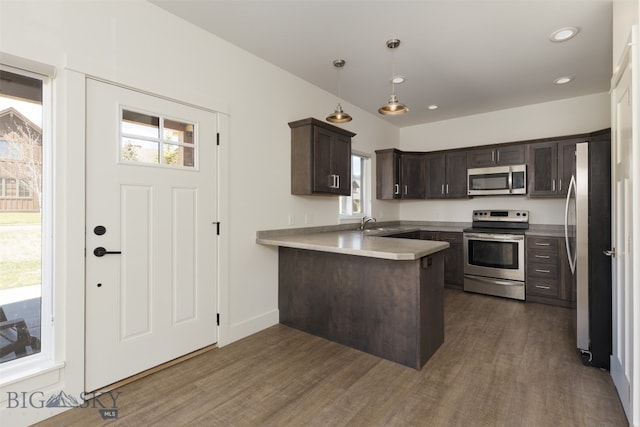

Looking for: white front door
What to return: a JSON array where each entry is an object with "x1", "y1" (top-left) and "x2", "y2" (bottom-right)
[
  {"x1": 85, "y1": 79, "x2": 218, "y2": 392},
  {"x1": 610, "y1": 27, "x2": 637, "y2": 425}
]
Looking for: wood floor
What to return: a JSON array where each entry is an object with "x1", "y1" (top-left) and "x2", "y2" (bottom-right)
[{"x1": 37, "y1": 289, "x2": 628, "y2": 426}]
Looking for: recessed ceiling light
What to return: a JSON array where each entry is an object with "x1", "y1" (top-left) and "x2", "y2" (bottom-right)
[
  {"x1": 427, "y1": 105, "x2": 439, "y2": 110},
  {"x1": 550, "y1": 27, "x2": 579, "y2": 42},
  {"x1": 391, "y1": 76, "x2": 406, "y2": 84},
  {"x1": 554, "y1": 76, "x2": 574, "y2": 85}
]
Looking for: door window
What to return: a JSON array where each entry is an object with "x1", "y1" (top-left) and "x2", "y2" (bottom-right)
[{"x1": 120, "y1": 109, "x2": 196, "y2": 168}]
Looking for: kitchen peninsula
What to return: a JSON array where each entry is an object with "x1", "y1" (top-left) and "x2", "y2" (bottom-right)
[{"x1": 257, "y1": 227, "x2": 450, "y2": 369}]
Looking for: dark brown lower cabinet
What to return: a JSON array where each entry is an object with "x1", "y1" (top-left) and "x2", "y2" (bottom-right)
[
  {"x1": 278, "y1": 247, "x2": 445, "y2": 370},
  {"x1": 418, "y1": 231, "x2": 464, "y2": 289},
  {"x1": 525, "y1": 235, "x2": 575, "y2": 307}
]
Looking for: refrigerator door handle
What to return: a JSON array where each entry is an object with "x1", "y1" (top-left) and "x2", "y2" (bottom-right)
[{"x1": 564, "y1": 175, "x2": 577, "y2": 274}]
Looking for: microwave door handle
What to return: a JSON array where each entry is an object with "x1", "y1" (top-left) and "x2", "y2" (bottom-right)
[{"x1": 508, "y1": 166, "x2": 513, "y2": 193}]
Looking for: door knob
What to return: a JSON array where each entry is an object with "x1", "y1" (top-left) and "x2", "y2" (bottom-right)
[
  {"x1": 603, "y1": 248, "x2": 616, "y2": 257},
  {"x1": 94, "y1": 247, "x2": 122, "y2": 257}
]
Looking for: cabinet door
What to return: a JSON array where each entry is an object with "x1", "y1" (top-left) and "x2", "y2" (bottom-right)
[
  {"x1": 331, "y1": 133, "x2": 352, "y2": 196},
  {"x1": 375, "y1": 150, "x2": 400, "y2": 200},
  {"x1": 557, "y1": 141, "x2": 576, "y2": 196},
  {"x1": 467, "y1": 148, "x2": 496, "y2": 168},
  {"x1": 445, "y1": 152, "x2": 468, "y2": 198},
  {"x1": 424, "y1": 153, "x2": 446, "y2": 198},
  {"x1": 313, "y1": 128, "x2": 351, "y2": 195},
  {"x1": 527, "y1": 142, "x2": 558, "y2": 197},
  {"x1": 438, "y1": 232, "x2": 464, "y2": 287},
  {"x1": 313, "y1": 127, "x2": 334, "y2": 193},
  {"x1": 496, "y1": 145, "x2": 525, "y2": 166},
  {"x1": 401, "y1": 153, "x2": 425, "y2": 199}
]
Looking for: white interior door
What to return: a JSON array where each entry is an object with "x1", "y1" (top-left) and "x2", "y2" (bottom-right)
[
  {"x1": 85, "y1": 79, "x2": 218, "y2": 392},
  {"x1": 609, "y1": 27, "x2": 637, "y2": 425}
]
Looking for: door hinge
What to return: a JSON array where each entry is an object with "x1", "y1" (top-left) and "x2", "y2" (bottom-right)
[
  {"x1": 216, "y1": 313, "x2": 220, "y2": 326},
  {"x1": 216, "y1": 132, "x2": 220, "y2": 146},
  {"x1": 212, "y1": 221, "x2": 220, "y2": 235}
]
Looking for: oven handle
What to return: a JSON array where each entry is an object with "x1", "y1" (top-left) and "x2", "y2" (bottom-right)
[{"x1": 464, "y1": 233, "x2": 525, "y2": 241}]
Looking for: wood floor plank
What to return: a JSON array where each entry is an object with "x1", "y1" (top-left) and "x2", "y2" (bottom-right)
[{"x1": 34, "y1": 289, "x2": 627, "y2": 427}]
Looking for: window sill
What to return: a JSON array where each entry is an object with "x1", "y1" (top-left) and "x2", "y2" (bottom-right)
[{"x1": 0, "y1": 356, "x2": 65, "y2": 388}]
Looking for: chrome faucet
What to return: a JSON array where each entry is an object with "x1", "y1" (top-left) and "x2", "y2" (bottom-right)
[{"x1": 359, "y1": 216, "x2": 377, "y2": 231}]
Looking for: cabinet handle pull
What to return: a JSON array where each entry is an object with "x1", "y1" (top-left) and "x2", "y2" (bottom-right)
[
  {"x1": 446, "y1": 184, "x2": 449, "y2": 194},
  {"x1": 535, "y1": 269, "x2": 551, "y2": 273},
  {"x1": 497, "y1": 151, "x2": 500, "y2": 162},
  {"x1": 535, "y1": 255, "x2": 550, "y2": 259},
  {"x1": 336, "y1": 175, "x2": 340, "y2": 189},
  {"x1": 492, "y1": 151, "x2": 495, "y2": 162},
  {"x1": 394, "y1": 184, "x2": 400, "y2": 195},
  {"x1": 535, "y1": 285, "x2": 551, "y2": 290},
  {"x1": 552, "y1": 179, "x2": 556, "y2": 192},
  {"x1": 441, "y1": 184, "x2": 445, "y2": 195},
  {"x1": 404, "y1": 185, "x2": 408, "y2": 195},
  {"x1": 558, "y1": 179, "x2": 562, "y2": 192},
  {"x1": 535, "y1": 242, "x2": 551, "y2": 246}
]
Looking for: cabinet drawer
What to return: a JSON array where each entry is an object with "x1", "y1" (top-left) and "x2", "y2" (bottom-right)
[
  {"x1": 528, "y1": 263, "x2": 559, "y2": 279},
  {"x1": 527, "y1": 277, "x2": 559, "y2": 297},
  {"x1": 527, "y1": 236, "x2": 559, "y2": 251},
  {"x1": 527, "y1": 248, "x2": 557, "y2": 264},
  {"x1": 437, "y1": 232, "x2": 462, "y2": 244}
]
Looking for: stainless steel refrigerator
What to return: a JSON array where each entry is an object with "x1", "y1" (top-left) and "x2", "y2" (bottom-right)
[{"x1": 564, "y1": 137, "x2": 611, "y2": 369}]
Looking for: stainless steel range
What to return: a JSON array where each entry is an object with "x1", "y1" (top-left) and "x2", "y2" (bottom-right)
[{"x1": 463, "y1": 210, "x2": 529, "y2": 300}]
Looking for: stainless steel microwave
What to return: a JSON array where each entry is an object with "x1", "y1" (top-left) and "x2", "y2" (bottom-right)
[{"x1": 467, "y1": 165, "x2": 527, "y2": 196}]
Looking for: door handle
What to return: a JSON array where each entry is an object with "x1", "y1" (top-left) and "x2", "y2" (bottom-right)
[
  {"x1": 94, "y1": 247, "x2": 122, "y2": 257},
  {"x1": 604, "y1": 248, "x2": 616, "y2": 257}
]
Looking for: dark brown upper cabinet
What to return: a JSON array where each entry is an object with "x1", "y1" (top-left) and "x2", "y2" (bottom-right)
[
  {"x1": 425, "y1": 152, "x2": 468, "y2": 199},
  {"x1": 289, "y1": 118, "x2": 355, "y2": 196},
  {"x1": 467, "y1": 144, "x2": 526, "y2": 168},
  {"x1": 375, "y1": 149, "x2": 425, "y2": 199},
  {"x1": 527, "y1": 139, "x2": 577, "y2": 197}
]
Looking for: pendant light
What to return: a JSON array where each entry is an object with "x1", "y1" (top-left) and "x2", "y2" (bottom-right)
[
  {"x1": 326, "y1": 59, "x2": 352, "y2": 123},
  {"x1": 379, "y1": 39, "x2": 409, "y2": 116}
]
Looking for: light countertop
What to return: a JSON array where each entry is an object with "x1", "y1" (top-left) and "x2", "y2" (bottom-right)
[
  {"x1": 256, "y1": 229, "x2": 450, "y2": 261},
  {"x1": 256, "y1": 221, "x2": 566, "y2": 260}
]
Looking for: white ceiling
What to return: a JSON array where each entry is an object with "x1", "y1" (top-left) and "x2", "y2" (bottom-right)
[{"x1": 150, "y1": 0, "x2": 613, "y2": 128}]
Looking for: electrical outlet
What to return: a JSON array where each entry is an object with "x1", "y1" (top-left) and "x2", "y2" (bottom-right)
[{"x1": 287, "y1": 214, "x2": 295, "y2": 225}]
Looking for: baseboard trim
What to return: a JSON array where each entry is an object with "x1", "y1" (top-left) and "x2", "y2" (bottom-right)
[{"x1": 226, "y1": 309, "x2": 279, "y2": 345}]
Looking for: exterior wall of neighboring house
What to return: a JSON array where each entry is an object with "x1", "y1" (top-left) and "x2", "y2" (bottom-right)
[{"x1": 0, "y1": 107, "x2": 42, "y2": 212}]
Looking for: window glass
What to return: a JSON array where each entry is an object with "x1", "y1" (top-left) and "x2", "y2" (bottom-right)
[
  {"x1": 340, "y1": 153, "x2": 369, "y2": 218},
  {"x1": 0, "y1": 69, "x2": 45, "y2": 364},
  {"x1": 121, "y1": 110, "x2": 159, "y2": 139}
]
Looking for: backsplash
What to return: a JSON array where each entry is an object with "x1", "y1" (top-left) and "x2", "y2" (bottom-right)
[{"x1": 397, "y1": 196, "x2": 566, "y2": 225}]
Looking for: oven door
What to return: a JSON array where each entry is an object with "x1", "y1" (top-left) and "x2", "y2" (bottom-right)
[{"x1": 463, "y1": 232, "x2": 525, "y2": 282}]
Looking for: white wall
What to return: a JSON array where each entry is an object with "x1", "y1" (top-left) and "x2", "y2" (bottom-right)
[
  {"x1": 398, "y1": 93, "x2": 611, "y2": 224},
  {"x1": 0, "y1": 1, "x2": 398, "y2": 425}
]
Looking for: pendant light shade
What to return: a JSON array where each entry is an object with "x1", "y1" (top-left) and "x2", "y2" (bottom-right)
[
  {"x1": 327, "y1": 59, "x2": 352, "y2": 123},
  {"x1": 378, "y1": 94, "x2": 409, "y2": 115},
  {"x1": 379, "y1": 39, "x2": 409, "y2": 116}
]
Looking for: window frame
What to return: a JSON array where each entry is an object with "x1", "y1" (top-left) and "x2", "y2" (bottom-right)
[{"x1": 339, "y1": 151, "x2": 371, "y2": 221}]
